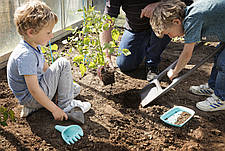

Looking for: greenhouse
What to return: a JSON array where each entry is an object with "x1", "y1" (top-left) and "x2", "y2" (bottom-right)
[
  {"x1": 1, "y1": 0, "x2": 225, "y2": 150},
  {"x1": 0, "y1": 0, "x2": 105, "y2": 69}
]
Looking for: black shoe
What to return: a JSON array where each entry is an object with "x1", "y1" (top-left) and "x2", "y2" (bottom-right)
[{"x1": 145, "y1": 65, "x2": 158, "y2": 81}]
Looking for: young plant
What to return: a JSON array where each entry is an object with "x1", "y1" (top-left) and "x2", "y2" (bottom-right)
[
  {"x1": 0, "y1": 106, "x2": 15, "y2": 126},
  {"x1": 41, "y1": 44, "x2": 62, "y2": 65},
  {"x1": 64, "y1": 6, "x2": 130, "y2": 77}
]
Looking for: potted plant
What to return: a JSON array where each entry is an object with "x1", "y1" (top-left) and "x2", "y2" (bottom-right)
[{"x1": 63, "y1": 6, "x2": 130, "y2": 85}]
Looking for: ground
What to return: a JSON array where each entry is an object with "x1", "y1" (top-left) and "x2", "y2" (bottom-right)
[{"x1": 1, "y1": 41, "x2": 225, "y2": 151}]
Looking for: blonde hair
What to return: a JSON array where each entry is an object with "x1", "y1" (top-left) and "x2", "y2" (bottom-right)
[
  {"x1": 150, "y1": 0, "x2": 186, "y2": 38},
  {"x1": 14, "y1": 0, "x2": 58, "y2": 36}
]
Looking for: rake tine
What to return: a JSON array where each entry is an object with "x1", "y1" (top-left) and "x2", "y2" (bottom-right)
[
  {"x1": 65, "y1": 139, "x2": 71, "y2": 145},
  {"x1": 72, "y1": 136, "x2": 78, "y2": 142},
  {"x1": 77, "y1": 131, "x2": 84, "y2": 137},
  {"x1": 69, "y1": 138, "x2": 75, "y2": 144},
  {"x1": 75, "y1": 134, "x2": 81, "y2": 139}
]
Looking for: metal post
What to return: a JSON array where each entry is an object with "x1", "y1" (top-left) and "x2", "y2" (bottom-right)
[{"x1": 61, "y1": 0, "x2": 65, "y2": 29}]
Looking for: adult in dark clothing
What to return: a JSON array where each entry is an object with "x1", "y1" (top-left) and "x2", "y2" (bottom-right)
[{"x1": 100, "y1": 0, "x2": 193, "y2": 81}]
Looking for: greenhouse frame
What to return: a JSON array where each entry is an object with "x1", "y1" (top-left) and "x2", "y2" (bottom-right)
[{"x1": 0, "y1": 0, "x2": 105, "y2": 69}]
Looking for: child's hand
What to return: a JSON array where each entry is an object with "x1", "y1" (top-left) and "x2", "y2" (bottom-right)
[
  {"x1": 52, "y1": 107, "x2": 68, "y2": 121},
  {"x1": 167, "y1": 69, "x2": 178, "y2": 81}
]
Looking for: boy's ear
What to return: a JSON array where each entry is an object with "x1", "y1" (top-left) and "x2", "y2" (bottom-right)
[
  {"x1": 26, "y1": 28, "x2": 35, "y2": 37},
  {"x1": 172, "y1": 19, "x2": 182, "y2": 25}
]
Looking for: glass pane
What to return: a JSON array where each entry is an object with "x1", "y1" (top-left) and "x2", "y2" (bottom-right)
[
  {"x1": 64, "y1": 0, "x2": 84, "y2": 28},
  {"x1": 0, "y1": 0, "x2": 20, "y2": 55},
  {"x1": 43, "y1": 0, "x2": 62, "y2": 32},
  {"x1": 93, "y1": 0, "x2": 105, "y2": 13}
]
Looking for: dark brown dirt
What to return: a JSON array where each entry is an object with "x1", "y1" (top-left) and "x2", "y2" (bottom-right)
[
  {"x1": 98, "y1": 66, "x2": 115, "y2": 86},
  {"x1": 1, "y1": 41, "x2": 225, "y2": 151}
]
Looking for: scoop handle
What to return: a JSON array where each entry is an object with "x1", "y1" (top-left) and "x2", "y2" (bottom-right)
[{"x1": 55, "y1": 125, "x2": 66, "y2": 132}]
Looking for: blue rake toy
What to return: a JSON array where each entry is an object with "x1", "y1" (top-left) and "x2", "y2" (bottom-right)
[{"x1": 55, "y1": 125, "x2": 84, "y2": 145}]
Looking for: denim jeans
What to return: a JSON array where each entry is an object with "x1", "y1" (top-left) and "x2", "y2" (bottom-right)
[
  {"x1": 116, "y1": 29, "x2": 171, "y2": 72},
  {"x1": 208, "y1": 44, "x2": 225, "y2": 100}
]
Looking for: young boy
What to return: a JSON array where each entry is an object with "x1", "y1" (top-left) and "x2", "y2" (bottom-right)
[
  {"x1": 7, "y1": 0, "x2": 91, "y2": 123},
  {"x1": 150, "y1": 0, "x2": 225, "y2": 111}
]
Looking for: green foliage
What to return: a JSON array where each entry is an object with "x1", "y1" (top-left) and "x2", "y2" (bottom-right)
[
  {"x1": 0, "y1": 106, "x2": 15, "y2": 126},
  {"x1": 63, "y1": 6, "x2": 130, "y2": 77},
  {"x1": 41, "y1": 44, "x2": 62, "y2": 65}
]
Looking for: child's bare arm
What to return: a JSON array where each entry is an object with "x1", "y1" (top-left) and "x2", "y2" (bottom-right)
[
  {"x1": 24, "y1": 75, "x2": 68, "y2": 121},
  {"x1": 168, "y1": 42, "x2": 196, "y2": 80},
  {"x1": 43, "y1": 62, "x2": 49, "y2": 72}
]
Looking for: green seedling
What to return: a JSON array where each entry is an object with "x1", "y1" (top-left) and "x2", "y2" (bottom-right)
[
  {"x1": 0, "y1": 106, "x2": 15, "y2": 126},
  {"x1": 64, "y1": 6, "x2": 130, "y2": 77},
  {"x1": 41, "y1": 44, "x2": 62, "y2": 65}
]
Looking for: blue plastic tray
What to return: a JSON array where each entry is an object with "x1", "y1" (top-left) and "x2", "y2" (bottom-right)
[{"x1": 160, "y1": 106, "x2": 195, "y2": 127}]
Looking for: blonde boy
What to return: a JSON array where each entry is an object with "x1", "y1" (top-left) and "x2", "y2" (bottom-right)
[
  {"x1": 7, "y1": 1, "x2": 91, "y2": 123},
  {"x1": 150, "y1": 0, "x2": 225, "y2": 111}
]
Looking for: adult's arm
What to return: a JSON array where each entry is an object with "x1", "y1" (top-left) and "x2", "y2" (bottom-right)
[
  {"x1": 140, "y1": 2, "x2": 161, "y2": 18},
  {"x1": 100, "y1": 0, "x2": 121, "y2": 67},
  {"x1": 140, "y1": 0, "x2": 193, "y2": 18}
]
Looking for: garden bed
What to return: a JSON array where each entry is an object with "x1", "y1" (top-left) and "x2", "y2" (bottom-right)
[{"x1": 1, "y1": 41, "x2": 225, "y2": 151}]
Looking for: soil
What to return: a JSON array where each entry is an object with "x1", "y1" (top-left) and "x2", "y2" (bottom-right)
[
  {"x1": 97, "y1": 66, "x2": 115, "y2": 86},
  {"x1": 174, "y1": 112, "x2": 192, "y2": 125},
  {"x1": 1, "y1": 41, "x2": 225, "y2": 151}
]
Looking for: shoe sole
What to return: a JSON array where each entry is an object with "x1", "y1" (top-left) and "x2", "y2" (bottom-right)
[
  {"x1": 196, "y1": 104, "x2": 225, "y2": 111},
  {"x1": 189, "y1": 89, "x2": 213, "y2": 97}
]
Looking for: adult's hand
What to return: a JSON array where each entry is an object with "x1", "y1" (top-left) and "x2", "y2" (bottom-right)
[
  {"x1": 106, "y1": 56, "x2": 115, "y2": 69},
  {"x1": 140, "y1": 2, "x2": 160, "y2": 18}
]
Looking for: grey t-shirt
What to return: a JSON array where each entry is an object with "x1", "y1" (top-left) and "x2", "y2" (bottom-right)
[
  {"x1": 183, "y1": 0, "x2": 225, "y2": 43},
  {"x1": 7, "y1": 40, "x2": 45, "y2": 104}
]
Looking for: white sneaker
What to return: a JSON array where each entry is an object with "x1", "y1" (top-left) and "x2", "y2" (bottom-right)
[
  {"x1": 73, "y1": 82, "x2": 81, "y2": 98},
  {"x1": 196, "y1": 94, "x2": 225, "y2": 111},
  {"x1": 63, "y1": 100, "x2": 91, "y2": 113},
  {"x1": 189, "y1": 83, "x2": 214, "y2": 96},
  {"x1": 20, "y1": 106, "x2": 39, "y2": 118}
]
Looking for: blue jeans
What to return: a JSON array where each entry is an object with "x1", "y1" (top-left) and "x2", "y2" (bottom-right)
[
  {"x1": 116, "y1": 29, "x2": 171, "y2": 72},
  {"x1": 208, "y1": 44, "x2": 225, "y2": 100}
]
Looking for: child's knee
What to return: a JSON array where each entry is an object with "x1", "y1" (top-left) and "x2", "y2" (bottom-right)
[{"x1": 58, "y1": 57, "x2": 71, "y2": 67}]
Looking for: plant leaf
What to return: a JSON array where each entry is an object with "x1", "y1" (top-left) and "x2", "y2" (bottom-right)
[
  {"x1": 79, "y1": 64, "x2": 86, "y2": 77},
  {"x1": 111, "y1": 29, "x2": 120, "y2": 41},
  {"x1": 51, "y1": 44, "x2": 58, "y2": 51}
]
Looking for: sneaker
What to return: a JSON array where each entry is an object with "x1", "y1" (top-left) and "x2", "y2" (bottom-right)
[
  {"x1": 73, "y1": 82, "x2": 81, "y2": 98},
  {"x1": 63, "y1": 100, "x2": 91, "y2": 113},
  {"x1": 20, "y1": 106, "x2": 39, "y2": 118},
  {"x1": 146, "y1": 65, "x2": 158, "y2": 81},
  {"x1": 196, "y1": 94, "x2": 225, "y2": 111},
  {"x1": 189, "y1": 83, "x2": 214, "y2": 96}
]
